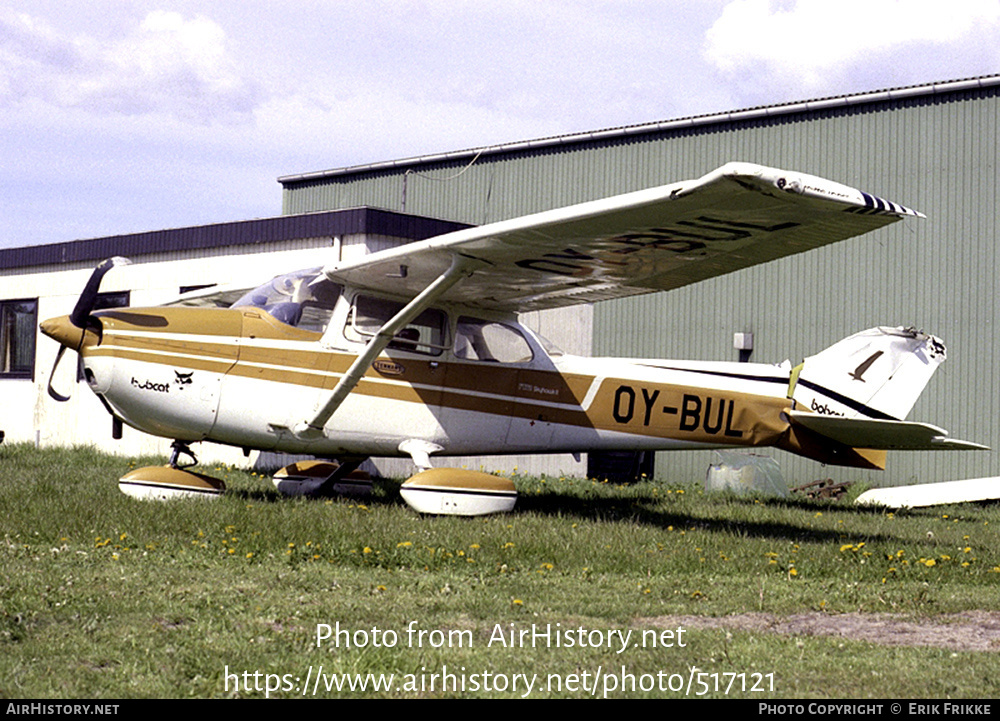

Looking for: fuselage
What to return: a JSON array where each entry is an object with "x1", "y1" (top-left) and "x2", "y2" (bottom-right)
[{"x1": 44, "y1": 294, "x2": 800, "y2": 461}]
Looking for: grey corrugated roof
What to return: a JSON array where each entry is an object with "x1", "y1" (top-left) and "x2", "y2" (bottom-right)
[
  {"x1": 278, "y1": 74, "x2": 1000, "y2": 185},
  {"x1": 0, "y1": 208, "x2": 470, "y2": 272}
]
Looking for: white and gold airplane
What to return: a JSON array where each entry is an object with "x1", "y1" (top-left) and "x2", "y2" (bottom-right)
[{"x1": 39, "y1": 162, "x2": 987, "y2": 514}]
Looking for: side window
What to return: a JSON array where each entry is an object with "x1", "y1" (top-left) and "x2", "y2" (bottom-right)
[
  {"x1": 1, "y1": 299, "x2": 38, "y2": 379},
  {"x1": 454, "y1": 317, "x2": 534, "y2": 363},
  {"x1": 345, "y1": 295, "x2": 448, "y2": 356}
]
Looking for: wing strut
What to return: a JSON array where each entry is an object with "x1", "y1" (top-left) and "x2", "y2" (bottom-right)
[{"x1": 293, "y1": 255, "x2": 477, "y2": 440}]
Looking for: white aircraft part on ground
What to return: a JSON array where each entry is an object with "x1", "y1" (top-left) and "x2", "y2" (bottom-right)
[{"x1": 855, "y1": 477, "x2": 1000, "y2": 508}]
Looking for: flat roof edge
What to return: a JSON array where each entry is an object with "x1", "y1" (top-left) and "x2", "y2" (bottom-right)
[{"x1": 0, "y1": 208, "x2": 470, "y2": 273}]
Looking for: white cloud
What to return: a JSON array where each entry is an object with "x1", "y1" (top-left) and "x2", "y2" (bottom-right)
[
  {"x1": 703, "y1": 0, "x2": 1000, "y2": 95},
  {"x1": 0, "y1": 8, "x2": 262, "y2": 123}
]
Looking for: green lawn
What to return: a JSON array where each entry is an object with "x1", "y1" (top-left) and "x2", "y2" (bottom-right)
[{"x1": 2, "y1": 443, "x2": 999, "y2": 698}]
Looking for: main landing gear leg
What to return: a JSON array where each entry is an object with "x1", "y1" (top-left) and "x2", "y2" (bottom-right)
[
  {"x1": 271, "y1": 456, "x2": 372, "y2": 497},
  {"x1": 316, "y1": 456, "x2": 367, "y2": 496}
]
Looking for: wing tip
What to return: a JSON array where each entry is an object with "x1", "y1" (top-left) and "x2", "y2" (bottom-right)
[{"x1": 712, "y1": 162, "x2": 923, "y2": 218}]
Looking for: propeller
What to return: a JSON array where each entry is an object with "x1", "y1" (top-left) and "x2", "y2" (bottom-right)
[
  {"x1": 46, "y1": 346, "x2": 71, "y2": 401},
  {"x1": 42, "y1": 257, "x2": 131, "y2": 402},
  {"x1": 70, "y1": 256, "x2": 131, "y2": 332}
]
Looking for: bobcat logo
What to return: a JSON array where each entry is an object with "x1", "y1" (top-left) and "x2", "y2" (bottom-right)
[
  {"x1": 174, "y1": 371, "x2": 194, "y2": 389},
  {"x1": 849, "y1": 351, "x2": 883, "y2": 382}
]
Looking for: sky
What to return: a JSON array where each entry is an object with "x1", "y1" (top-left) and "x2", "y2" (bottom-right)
[{"x1": 2, "y1": 0, "x2": 1000, "y2": 249}]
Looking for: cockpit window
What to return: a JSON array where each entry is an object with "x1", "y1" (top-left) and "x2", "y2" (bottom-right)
[
  {"x1": 232, "y1": 268, "x2": 342, "y2": 333},
  {"x1": 345, "y1": 295, "x2": 448, "y2": 356},
  {"x1": 454, "y1": 317, "x2": 534, "y2": 363}
]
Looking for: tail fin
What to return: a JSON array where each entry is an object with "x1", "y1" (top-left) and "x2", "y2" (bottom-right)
[{"x1": 791, "y1": 326, "x2": 946, "y2": 421}]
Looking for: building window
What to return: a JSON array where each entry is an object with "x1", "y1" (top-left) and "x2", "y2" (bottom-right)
[
  {"x1": 93, "y1": 291, "x2": 131, "y2": 312},
  {"x1": 1, "y1": 299, "x2": 38, "y2": 379}
]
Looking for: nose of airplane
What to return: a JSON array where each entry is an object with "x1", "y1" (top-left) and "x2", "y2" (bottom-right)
[{"x1": 39, "y1": 315, "x2": 86, "y2": 351}]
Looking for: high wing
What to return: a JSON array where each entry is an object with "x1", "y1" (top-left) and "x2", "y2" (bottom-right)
[{"x1": 324, "y1": 162, "x2": 921, "y2": 312}]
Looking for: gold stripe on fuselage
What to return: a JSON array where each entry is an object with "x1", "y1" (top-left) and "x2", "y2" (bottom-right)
[{"x1": 88, "y1": 306, "x2": 790, "y2": 447}]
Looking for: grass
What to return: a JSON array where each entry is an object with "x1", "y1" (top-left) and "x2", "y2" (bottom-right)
[{"x1": 2, "y1": 443, "x2": 1000, "y2": 698}]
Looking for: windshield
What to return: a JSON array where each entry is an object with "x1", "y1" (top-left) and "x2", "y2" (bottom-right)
[{"x1": 232, "y1": 268, "x2": 342, "y2": 333}]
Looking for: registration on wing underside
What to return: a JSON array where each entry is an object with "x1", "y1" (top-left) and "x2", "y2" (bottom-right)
[{"x1": 325, "y1": 162, "x2": 917, "y2": 313}]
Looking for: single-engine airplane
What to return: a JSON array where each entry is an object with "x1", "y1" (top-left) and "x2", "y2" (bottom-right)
[{"x1": 39, "y1": 162, "x2": 987, "y2": 514}]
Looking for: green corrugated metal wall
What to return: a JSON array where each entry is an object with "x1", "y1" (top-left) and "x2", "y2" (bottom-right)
[{"x1": 282, "y1": 84, "x2": 1000, "y2": 486}]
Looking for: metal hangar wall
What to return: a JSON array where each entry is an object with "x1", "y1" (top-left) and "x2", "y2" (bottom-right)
[{"x1": 279, "y1": 76, "x2": 1000, "y2": 487}]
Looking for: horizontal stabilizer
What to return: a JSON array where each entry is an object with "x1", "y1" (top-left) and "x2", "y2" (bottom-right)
[
  {"x1": 788, "y1": 411, "x2": 989, "y2": 451},
  {"x1": 856, "y1": 477, "x2": 1000, "y2": 508}
]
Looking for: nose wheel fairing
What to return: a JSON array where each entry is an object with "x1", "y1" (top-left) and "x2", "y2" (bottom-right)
[{"x1": 117, "y1": 440, "x2": 226, "y2": 500}]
